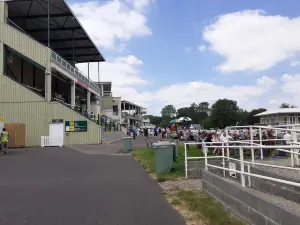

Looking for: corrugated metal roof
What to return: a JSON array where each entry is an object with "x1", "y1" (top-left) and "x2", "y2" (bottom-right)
[{"x1": 255, "y1": 108, "x2": 300, "y2": 117}]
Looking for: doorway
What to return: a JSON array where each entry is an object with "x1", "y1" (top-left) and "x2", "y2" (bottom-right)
[{"x1": 49, "y1": 123, "x2": 64, "y2": 146}]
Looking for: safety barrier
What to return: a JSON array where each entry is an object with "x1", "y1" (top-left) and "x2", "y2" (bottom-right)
[
  {"x1": 41, "y1": 136, "x2": 63, "y2": 147},
  {"x1": 184, "y1": 142, "x2": 300, "y2": 188}
]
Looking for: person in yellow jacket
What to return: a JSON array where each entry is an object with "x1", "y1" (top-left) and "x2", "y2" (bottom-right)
[{"x1": 0, "y1": 128, "x2": 9, "y2": 154}]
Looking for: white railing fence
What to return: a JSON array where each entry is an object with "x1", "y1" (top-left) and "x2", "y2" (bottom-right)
[
  {"x1": 41, "y1": 136, "x2": 63, "y2": 147},
  {"x1": 184, "y1": 142, "x2": 300, "y2": 189}
]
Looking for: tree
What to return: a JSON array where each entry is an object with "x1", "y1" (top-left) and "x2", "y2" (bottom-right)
[
  {"x1": 210, "y1": 99, "x2": 239, "y2": 128},
  {"x1": 161, "y1": 105, "x2": 176, "y2": 118},
  {"x1": 144, "y1": 115, "x2": 162, "y2": 126},
  {"x1": 236, "y1": 109, "x2": 249, "y2": 126},
  {"x1": 280, "y1": 103, "x2": 297, "y2": 108},
  {"x1": 177, "y1": 107, "x2": 189, "y2": 118},
  {"x1": 248, "y1": 108, "x2": 267, "y2": 125}
]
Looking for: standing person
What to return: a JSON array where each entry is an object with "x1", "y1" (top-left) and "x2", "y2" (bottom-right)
[
  {"x1": 133, "y1": 128, "x2": 137, "y2": 139},
  {"x1": 0, "y1": 128, "x2": 9, "y2": 154},
  {"x1": 144, "y1": 127, "x2": 150, "y2": 147},
  {"x1": 158, "y1": 127, "x2": 162, "y2": 138},
  {"x1": 154, "y1": 126, "x2": 158, "y2": 137}
]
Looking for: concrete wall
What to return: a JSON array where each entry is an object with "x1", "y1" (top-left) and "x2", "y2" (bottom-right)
[
  {"x1": 101, "y1": 96, "x2": 113, "y2": 110},
  {"x1": 202, "y1": 170, "x2": 300, "y2": 225},
  {"x1": 188, "y1": 159, "x2": 300, "y2": 204},
  {"x1": 0, "y1": 75, "x2": 101, "y2": 146}
]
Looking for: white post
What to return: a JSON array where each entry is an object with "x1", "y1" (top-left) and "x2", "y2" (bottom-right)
[
  {"x1": 184, "y1": 143, "x2": 188, "y2": 179},
  {"x1": 71, "y1": 81, "x2": 75, "y2": 109},
  {"x1": 87, "y1": 90, "x2": 91, "y2": 115},
  {"x1": 290, "y1": 143, "x2": 295, "y2": 167},
  {"x1": 240, "y1": 147, "x2": 246, "y2": 187},
  {"x1": 204, "y1": 146, "x2": 208, "y2": 171},
  {"x1": 226, "y1": 142, "x2": 230, "y2": 161},
  {"x1": 247, "y1": 164, "x2": 251, "y2": 188},
  {"x1": 222, "y1": 142, "x2": 225, "y2": 177},
  {"x1": 291, "y1": 129, "x2": 299, "y2": 165},
  {"x1": 259, "y1": 127, "x2": 263, "y2": 159},
  {"x1": 250, "y1": 126, "x2": 254, "y2": 163}
]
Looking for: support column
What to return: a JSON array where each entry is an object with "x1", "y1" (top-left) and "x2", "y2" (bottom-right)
[
  {"x1": 45, "y1": 72, "x2": 52, "y2": 101},
  {"x1": 87, "y1": 90, "x2": 91, "y2": 114},
  {"x1": 45, "y1": 46, "x2": 52, "y2": 101},
  {"x1": 118, "y1": 99, "x2": 122, "y2": 122},
  {"x1": 0, "y1": 42, "x2": 4, "y2": 77},
  {"x1": 71, "y1": 81, "x2": 75, "y2": 109}
]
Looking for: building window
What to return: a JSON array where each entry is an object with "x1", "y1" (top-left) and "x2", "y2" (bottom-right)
[
  {"x1": 284, "y1": 117, "x2": 288, "y2": 124},
  {"x1": 298, "y1": 117, "x2": 300, "y2": 124}
]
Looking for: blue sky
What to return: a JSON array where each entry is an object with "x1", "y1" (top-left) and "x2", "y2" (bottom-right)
[{"x1": 72, "y1": 0, "x2": 300, "y2": 115}]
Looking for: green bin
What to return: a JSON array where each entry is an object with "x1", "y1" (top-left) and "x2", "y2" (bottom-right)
[
  {"x1": 123, "y1": 137, "x2": 133, "y2": 153},
  {"x1": 152, "y1": 142, "x2": 178, "y2": 173}
]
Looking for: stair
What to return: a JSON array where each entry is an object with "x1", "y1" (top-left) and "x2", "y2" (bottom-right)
[{"x1": 201, "y1": 169, "x2": 300, "y2": 225}]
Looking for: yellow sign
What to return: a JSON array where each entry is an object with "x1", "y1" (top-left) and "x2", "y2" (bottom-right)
[
  {"x1": 69, "y1": 121, "x2": 75, "y2": 132},
  {"x1": 0, "y1": 117, "x2": 4, "y2": 122}
]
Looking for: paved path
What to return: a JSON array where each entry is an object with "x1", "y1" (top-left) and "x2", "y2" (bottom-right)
[
  {"x1": 0, "y1": 147, "x2": 185, "y2": 225},
  {"x1": 68, "y1": 136, "x2": 174, "y2": 155}
]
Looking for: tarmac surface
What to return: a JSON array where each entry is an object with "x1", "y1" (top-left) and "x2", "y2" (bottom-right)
[{"x1": 0, "y1": 145, "x2": 186, "y2": 225}]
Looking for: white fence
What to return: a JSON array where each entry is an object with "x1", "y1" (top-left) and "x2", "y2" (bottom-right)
[
  {"x1": 184, "y1": 142, "x2": 300, "y2": 188},
  {"x1": 184, "y1": 124, "x2": 300, "y2": 188},
  {"x1": 41, "y1": 136, "x2": 63, "y2": 147}
]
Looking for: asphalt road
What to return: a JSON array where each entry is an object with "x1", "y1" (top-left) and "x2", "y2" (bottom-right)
[{"x1": 0, "y1": 147, "x2": 185, "y2": 225}]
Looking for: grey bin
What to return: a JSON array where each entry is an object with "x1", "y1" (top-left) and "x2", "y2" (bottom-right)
[
  {"x1": 152, "y1": 141, "x2": 178, "y2": 173},
  {"x1": 123, "y1": 137, "x2": 133, "y2": 153}
]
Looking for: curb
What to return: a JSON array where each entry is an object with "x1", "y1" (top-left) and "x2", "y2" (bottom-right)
[{"x1": 102, "y1": 138, "x2": 124, "y2": 144}]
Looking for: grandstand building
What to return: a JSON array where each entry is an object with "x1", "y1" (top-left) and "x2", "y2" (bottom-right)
[
  {"x1": 121, "y1": 100, "x2": 146, "y2": 128},
  {"x1": 0, "y1": 0, "x2": 106, "y2": 146}
]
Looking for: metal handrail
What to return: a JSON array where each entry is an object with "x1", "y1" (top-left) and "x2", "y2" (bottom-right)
[
  {"x1": 51, "y1": 51, "x2": 100, "y2": 94},
  {"x1": 184, "y1": 142, "x2": 300, "y2": 188}
]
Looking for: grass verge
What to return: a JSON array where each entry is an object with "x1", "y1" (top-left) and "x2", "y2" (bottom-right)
[
  {"x1": 166, "y1": 190, "x2": 247, "y2": 225},
  {"x1": 131, "y1": 145, "x2": 203, "y2": 181}
]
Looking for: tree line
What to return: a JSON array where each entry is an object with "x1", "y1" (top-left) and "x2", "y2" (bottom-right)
[{"x1": 144, "y1": 99, "x2": 296, "y2": 129}]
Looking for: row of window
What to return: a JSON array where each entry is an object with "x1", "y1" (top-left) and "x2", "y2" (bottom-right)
[{"x1": 261, "y1": 116, "x2": 300, "y2": 124}]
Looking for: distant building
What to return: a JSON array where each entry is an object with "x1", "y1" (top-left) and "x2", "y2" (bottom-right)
[
  {"x1": 141, "y1": 117, "x2": 155, "y2": 129},
  {"x1": 190, "y1": 124, "x2": 202, "y2": 130},
  {"x1": 255, "y1": 109, "x2": 300, "y2": 125}
]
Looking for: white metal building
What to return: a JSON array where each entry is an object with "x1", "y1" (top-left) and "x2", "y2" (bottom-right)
[{"x1": 255, "y1": 109, "x2": 300, "y2": 125}]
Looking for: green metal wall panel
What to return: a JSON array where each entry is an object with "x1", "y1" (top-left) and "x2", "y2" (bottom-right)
[
  {"x1": 0, "y1": 2, "x2": 49, "y2": 69},
  {"x1": 0, "y1": 24, "x2": 49, "y2": 68},
  {"x1": 0, "y1": 76, "x2": 101, "y2": 146}
]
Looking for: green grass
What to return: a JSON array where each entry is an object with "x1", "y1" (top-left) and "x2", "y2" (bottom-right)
[
  {"x1": 167, "y1": 190, "x2": 246, "y2": 225},
  {"x1": 131, "y1": 144, "x2": 203, "y2": 181}
]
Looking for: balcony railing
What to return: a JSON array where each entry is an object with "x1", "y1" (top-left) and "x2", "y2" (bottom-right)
[
  {"x1": 51, "y1": 51, "x2": 101, "y2": 94},
  {"x1": 103, "y1": 91, "x2": 112, "y2": 96}
]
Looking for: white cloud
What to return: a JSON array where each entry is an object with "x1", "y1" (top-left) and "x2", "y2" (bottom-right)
[
  {"x1": 153, "y1": 76, "x2": 276, "y2": 110},
  {"x1": 290, "y1": 60, "x2": 300, "y2": 67},
  {"x1": 266, "y1": 73, "x2": 300, "y2": 107},
  {"x1": 198, "y1": 45, "x2": 207, "y2": 52},
  {"x1": 71, "y1": 0, "x2": 152, "y2": 50},
  {"x1": 256, "y1": 75, "x2": 277, "y2": 90},
  {"x1": 125, "y1": 0, "x2": 154, "y2": 12},
  {"x1": 203, "y1": 10, "x2": 300, "y2": 72},
  {"x1": 76, "y1": 55, "x2": 147, "y2": 87},
  {"x1": 110, "y1": 75, "x2": 277, "y2": 114}
]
